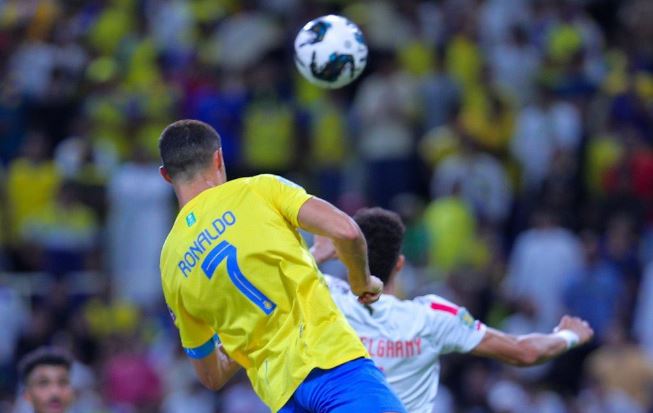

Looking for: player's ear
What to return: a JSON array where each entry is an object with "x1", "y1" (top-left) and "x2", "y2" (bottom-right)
[
  {"x1": 160, "y1": 166, "x2": 172, "y2": 183},
  {"x1": 213, "y1": 149, "x2": 223, "y2": 170},
  {"x1": 394, "y1": 254, "x2": 405, "y2": 274},
  {"x1": 213, "y1": 148, "x2": 223, "y2": 168}
]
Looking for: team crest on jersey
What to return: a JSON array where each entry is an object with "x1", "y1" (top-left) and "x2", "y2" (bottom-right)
[
  {"x1": 459, "y1": 308, "x2": 475, "y2": 329},
  {"x1": 186, "y1": 212, "x2": 197, "y2": 227}
]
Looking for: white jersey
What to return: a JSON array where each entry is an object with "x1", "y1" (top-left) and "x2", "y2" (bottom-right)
[{"x1": 325, "y1": 275, "x2": 487, "y2": 413}]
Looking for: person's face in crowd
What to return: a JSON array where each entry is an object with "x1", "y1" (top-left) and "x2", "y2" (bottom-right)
[{"x1": 24, "y1": 365, "x2": 74, "y2": 413}]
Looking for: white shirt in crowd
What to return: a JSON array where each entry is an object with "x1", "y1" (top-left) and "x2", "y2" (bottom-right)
[
  {"x1": 511, "y1": 101, "x2": 582, "y2": 189},
  {"x1": 107, "y1": 162, "x2": 173, "y2": 307},
  {"x1": 503, "y1": 227, "x2": 582, "y2": 331},
  {"x1": 325, "y1": 275, "x2": 486, "y2": 413}
]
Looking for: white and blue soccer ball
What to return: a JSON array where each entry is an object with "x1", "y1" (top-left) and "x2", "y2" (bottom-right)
[{"x1": 294, "y1": 14, "x2": 368, "y2": 89}]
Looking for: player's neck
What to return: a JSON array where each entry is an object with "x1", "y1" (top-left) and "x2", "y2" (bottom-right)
[
  {"x1": 383, "y1": 278, "x2": 397, "y2": 296},
  {"x1": 175, "y1": 173, "x2": 226, "y2": 208}
]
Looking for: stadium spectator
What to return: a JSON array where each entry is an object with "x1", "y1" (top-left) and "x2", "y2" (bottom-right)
[
  {"x1": 422, "y1": 182, "x2": 487, "y2": 276},
  {"x1": 103, "y1": 336, "x2": 163, "y2": 412},
  {"x1": 305, "y1": 91, "x2": 351, "y2": 203},
  {"x1": 0, "y1": 282, "x2": 27, "y2": 397},
  {"x1": 107, "y1": 145, "x2": 173, "y2": 308},
  {"x1": 418, "y1": 47, "x2": 461, "y2": 131},
  {"x1": 241, "y1": 55, "x2": 298, "y2": 175},
  {"x1": 563, "y1": 231, "x2": 624, "y2": 342},
  {"x1": 430, "y1": 135, "x2": 512, "y2": 225},
  {"x1": 502, "y1": 207, "x2": 582, "y2": 331},
  {"x1": 21, "y1": 181, "x2": 99, "y2": 277},
  {"x1": 6, "y1": 133, "x2": 61, "y2": 254},
  {"x1": 585, "y1": 324, "x2": 653, "y2": 413},
  {"x1": 488, "y1": 25, "x2": 540, "y2": 104},
  {"x1": 510, "y1": 84, "x2": 582, "y2": 191},
  {"x1": 352, "y1": 51, "x2": 420, "y2": 207},
  {"x1": 17, "y1": 347, "x2": 74, "y2": 413}
]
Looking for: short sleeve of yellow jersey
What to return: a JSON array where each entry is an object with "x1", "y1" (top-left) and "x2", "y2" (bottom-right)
[
  {"x1": 251, "y1": 175, "x2": 313, "y2": 227},
  {"x1": 167, "y1": 297, "x2": 219, "y2": 359}
]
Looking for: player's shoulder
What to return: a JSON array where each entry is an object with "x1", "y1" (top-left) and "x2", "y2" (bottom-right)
[
  {"x1": 248, "y1": 174, "x2": 305, "y2": 189},
  {"x1": 413, "y1": 294, "x2": 460, "y2": 313},
  {"x1": 247, "y1": 174, "x2": 278, "y2": 184},
  {"x1": 200, "y1": 176, "x2": 261, "y2": 199},
  {"x1": 413, "y1": 294, "x2": 483, "y2": 332},
  {"x1": 221, "y1": 176, "x2": 252, "y2": 189},
  {"x1": 409, "y1": 294, "x2": 465, "y2": 321}
]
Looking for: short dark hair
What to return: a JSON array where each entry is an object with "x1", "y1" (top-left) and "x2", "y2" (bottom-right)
[
  {"x1": 159, "y1": 119, "x2": 222, "y2": 181},
  {"x1": 19, "y1": 347, "x2": 72, "y2": 384},
  {"x1": 353, "y1": 207, "x2": 405, "y2": 284}
]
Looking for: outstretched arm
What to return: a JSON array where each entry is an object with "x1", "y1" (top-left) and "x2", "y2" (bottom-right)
[
  {"x1": 471, "y1": 315, "x2": 594, "y2": 366},
  {"x1": 298, "y1": 197, "x2": 382, "y2": 304},
  {"x1": 190, "y1": 345, "x2": 241, "y2": 391}
]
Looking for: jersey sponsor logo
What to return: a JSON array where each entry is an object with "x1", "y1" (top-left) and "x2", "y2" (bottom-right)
[
  {"x1": 186, "y1": 212, "x2": 197, "y2": 227},
  {"x1": 178, "y1": 210, "x2": 236, "y2": 277},
  {"x1": 360, "y1": 336, "x2": 422, "y2": 358}
]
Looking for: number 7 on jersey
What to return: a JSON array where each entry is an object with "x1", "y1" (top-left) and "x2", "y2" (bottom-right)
[{"x1": 201, "y1": 240, "x2": 277, "y2": 315}]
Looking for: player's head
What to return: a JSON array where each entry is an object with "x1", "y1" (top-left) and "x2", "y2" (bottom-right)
[
  {"x1": 353, "y1": 207, "x2": 406, "y2": 284},
  {"x1": 19, "y1": 347, "x2": 74, "y2": 413},
  {"x1": 158, "y1": 119, "x2": 223, "y2": 183}
]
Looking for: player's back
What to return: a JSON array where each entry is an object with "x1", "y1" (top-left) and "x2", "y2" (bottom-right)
[
  {"x1": 160, "y1": 175, "x2": 367, "y2": 412},
  {"x1": 326, "y1": 275, "x2": 486, "y2": 413}
]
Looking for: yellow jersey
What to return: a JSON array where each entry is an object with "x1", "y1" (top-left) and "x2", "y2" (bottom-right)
[{"x1": 160, "y1": 174, "x2": 368, "y2": 411}]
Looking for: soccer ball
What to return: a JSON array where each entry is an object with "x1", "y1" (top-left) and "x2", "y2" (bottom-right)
[{"x1": 294, "y1": 15, "x2": 368, "y2": 89}]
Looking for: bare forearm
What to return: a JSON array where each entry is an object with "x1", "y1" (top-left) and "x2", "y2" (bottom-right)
[
  {"x1": 297, "y1": 198, "x2": 371, "y2": 289},
  {"x1": 472, "y1": 316, "x2": 593, "y2": 367},
  {"x1": 513, "y1": 333, "x2": 568, "y2": 365},
  {"x1": 332, "y1": 235, "x2": 370, "y2": 291},
  {"x1": 472, "y1": 328, "x2": 569, "y2": 367},
  {"x1": 191, "y1": 349, "x2": 242, "y2": 391},
  {"x1": 215, "y1": 347, "x2": 241, "y2": 387}
]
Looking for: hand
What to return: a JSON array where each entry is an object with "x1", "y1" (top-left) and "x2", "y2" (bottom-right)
[
  {"x1": 554, "y1": 315, "x2": 594, "y2": 346},
  {"x1": 352, "y1": 275, "x2": 383, "y2": 304},
  {"x1": 310, "y1": 235, "x2": 337, "y2": 264}
]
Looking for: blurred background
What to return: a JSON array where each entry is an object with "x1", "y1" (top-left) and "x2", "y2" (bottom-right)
[{"x1": 1, "y1": 0, "x2": 653, "y2": 412}]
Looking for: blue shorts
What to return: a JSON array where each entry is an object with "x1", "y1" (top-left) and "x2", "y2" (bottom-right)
[{"x1": 279, "y1": 358, "x2": 406, "y2": 413}]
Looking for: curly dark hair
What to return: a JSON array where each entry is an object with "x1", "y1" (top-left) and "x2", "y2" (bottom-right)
[{"x1": 353, "y1": 207, "x2": 405, "y2": 284}]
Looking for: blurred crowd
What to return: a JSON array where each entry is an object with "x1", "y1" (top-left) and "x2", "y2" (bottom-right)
[{"x1": 1, "y1": 0, "x2": 653, "y2": 412}]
